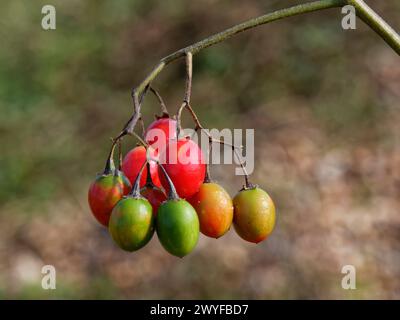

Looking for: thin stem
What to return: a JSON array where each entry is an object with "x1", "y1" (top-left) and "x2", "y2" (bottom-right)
[
  {"x1": 346, "y1": 0, "x2": 400, "y2": 55},
  {"x1": 133, "y1": 0, "x2": 347, "y2": 98},
  {"x1": 117, "y1": 139, "x2": 123, "y2": 171},
  {"x1": 130, "y1": 131, "x2": 148, "y2": 147},
  {"x1": 139, "y1": 117, "x2": 146, "y2": 138},
  {"x1": 125, "y1": 97, "x2": 142, "y2": 135},
  {"x1": 116, "y1": 0, "x2": 399, "y2": 153},
  {"x1": 204, "y1": 136, "x2": 212, "y2": 183},
  {"x1": 136, "y1": 62, "x2": 165, "y2": 99},
  {"x1": 114, "y1": 86, "x2": 150, "y2": 141},
  {"x1": 103, "y1": 141, "x2": 117, "y2": 175},
  {"x1": 128, "y1": 160, "x2": 147, "y2": 198},
  {"x1": 130, "y1": 0, "x2": 398, "y2": 101},
  {"x1": 149, "y1": 86, "x2": 169, "y2": 116},
  {"x1": 176, "y1": 102, "x2": 244, "y2": 184},
  {"x1": 210, "y1": 137, "x2": 242, "y2": 150},
  {"x1": 176, "y1": 54, "x2": 193, "y2": 137},
  {"x1": 158, "y1": 163, "x2": 180, "y2": 200},
  {"x1": 144, "y1": 162, "x2": 155, "y2": 188},
  {"x1": 176, "y1": 102, "x2": 187, "y2": 139},
  {"x1": 184, "y1": 52, "x2": 193, "y2": 104},
  {"x1": 185, "y1": 103, "x2": 202, "y2": 131},
  {"x1": 177, "y1": 102, "x2": 202, "y2": 137},
  {"x1": 232, "y1": 146, "x2": 251, "y2": 189},
  {"x1": 179, "y1": 103, "x2": 243, "y2": 149}
]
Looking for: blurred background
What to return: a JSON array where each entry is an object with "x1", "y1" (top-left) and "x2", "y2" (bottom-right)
[{"x1": 0, "y1": 0, "x2": 399, "y2": 299}]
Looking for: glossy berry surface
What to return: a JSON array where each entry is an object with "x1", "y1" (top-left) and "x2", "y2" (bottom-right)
[
  {"x1": 158, "y1": 138, "x2": 205, "y2": 199},
  {"x1": 156, "y1": 199, "x2": 199, "y2": 257},
  {"x1": 145, "y1": 117, "x2": 177, "y2": 153},
  {"x1": 108, "y1": 197, "x2": 154, "y2": 251},
  {"x1": 188, "y1": 182, "x2": 233, "y2": 238},
  {"x1": 122, "y1": 146, "x2": 161, "y2": 188},
  {"x1": 233, "y1": 187, "x2": 275, "y2": 243},
  {"x1": 141, "y1": 186, "x2": 167, "y2": 215},
  {"x1": 119, "y1": 170, "x2": 132, "y2": 194},
  {"x1": 88, "y1": 173, "x2": 131, "y2": 227}
]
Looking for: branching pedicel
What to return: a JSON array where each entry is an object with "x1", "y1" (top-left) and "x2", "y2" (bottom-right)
[
  {"x1": 89, "y1": 0, "x2": 399, "y2": 256},
  {"x1": 111, "y1": 0, "x2": 399, "y2": 184}
]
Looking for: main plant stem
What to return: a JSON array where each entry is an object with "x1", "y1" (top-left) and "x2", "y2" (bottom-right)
[
  {"x1": 347, "y1": 0, "x2": 400, "y2": 54},
  {"x1": 119, "y1": 0, "x2": 399, "y2": 139},
  {"x1": 134, "y1": 0, "x2": 345, "y2": 97}
]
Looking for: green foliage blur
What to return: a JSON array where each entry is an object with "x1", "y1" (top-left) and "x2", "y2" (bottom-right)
[{"x1": 0, "y1": 0, "x2": 399, "y2": 299}]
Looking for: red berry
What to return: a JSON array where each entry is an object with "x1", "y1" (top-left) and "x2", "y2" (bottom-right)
[
  {"x1": 88, "y1": 172, "x2": 131, "y2": 227},
  {"x1": 145, "y1": 118, "x2": 177, "y2": 154},
  {"x1": 140, "y1": 187, "x2": 167, "y2": 215},
  {"x1": 122, "y1": 146, "x2": 161, "y2": 188},
  {"x1": 158, "y1": 138, "x2": 206, "y2": 199}
]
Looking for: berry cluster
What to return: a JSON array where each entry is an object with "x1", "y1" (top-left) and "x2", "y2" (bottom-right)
[
  {"x1": 88, "y1": 54, "x2": 275, "y2": 257},
  {"x1": 85, "y1": 0, "x2": 399, "y2": 258},
  {"x1": 88, "y1": 114, "x2": 276, "y2": 258}
]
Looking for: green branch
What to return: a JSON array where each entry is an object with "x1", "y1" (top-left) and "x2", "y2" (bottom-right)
[
  {"x1": 120, "y1": 0, "x2": 399, "y2": 138},
  {"x1": 135, "y1": 0, "x2": 346, "y2": 96},
  {"x1": 347, "y1": 0, "x2": 400, "y2": 54}
]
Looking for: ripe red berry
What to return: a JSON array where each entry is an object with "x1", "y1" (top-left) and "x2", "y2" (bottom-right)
[
  {"x1": 88, "y1": 171, "x2": 131, "y2": 227},
  {"x1": 122, "y1": 145, "x2": 161, "y2": 188},
  {"x1": 141, "y1": 186, "x2": 167, "y2": 215},
  {"x1": 158, "y1": 137, "x2": 206, "y2": 199},
  {"x1": 188, "y1": 182, "x2": 233, "y2": 238},
  {"x1": 145, "y1": 117, "x2": 177, "y2": 154}
]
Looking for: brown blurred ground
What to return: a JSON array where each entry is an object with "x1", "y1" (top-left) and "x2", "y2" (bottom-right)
[{"x1": 0, "y1": 0, "x2": 399, "y2": 299}]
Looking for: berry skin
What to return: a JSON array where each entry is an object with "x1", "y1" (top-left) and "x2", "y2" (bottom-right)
[
  {"x1": 109, "y1": 197, "x2": 154, "y2": 251},
  {"x1": 233, "y1": 187, "x2": 275, "y2": 243},
  {"x1": 158, "y1": 138, "x2": 205, "y2": 199},
  {"x1": 188, "y1": 182, "x2": 233, "y2": 238},
  {"x1": 156, "y1": 199, "x2": 199, "y2": 257},
  {"x1": 140, "y1": 186, "x2": 167, "y2": 215},
  {"x1": 120, "y1": 170, "x2": 132, "y2": 194},
  {"x1": 122, "y1": 146, "x2": 161, "y2": 188},
  {"x1": 88, "y1": 172, "x2": 131, "y2": 227},
  {"x1": 145, "y1": 117, "x2": 177, "y2": 154}
]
